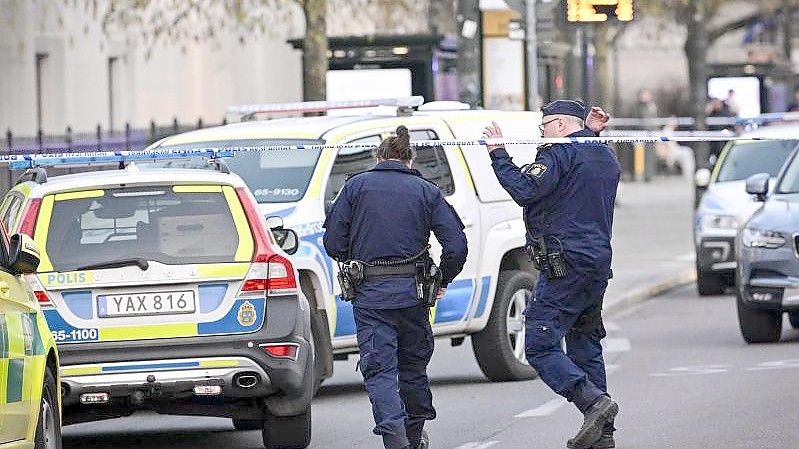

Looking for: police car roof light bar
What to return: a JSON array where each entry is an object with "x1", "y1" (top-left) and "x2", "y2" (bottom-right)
[
  {"x1": 228, "y1": 96, "x2": 425, "y2": 121},
  {"x1": 4, "y1": 149, "x2": 235, "y2": 171}
]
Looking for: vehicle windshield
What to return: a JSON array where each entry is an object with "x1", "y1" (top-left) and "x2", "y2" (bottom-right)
[
  {"x1": 44, "y1": 187, "x2": 248, "y2": 271},
  {"x1": 160, "y1": 139, "x2": 324, "y2": 203},
  {"x1": 714, "y1": 139, "x2": 797, "y2": 183},
  {"x1": 777, "y1": 151, "x2": 799, "y2": 193}
]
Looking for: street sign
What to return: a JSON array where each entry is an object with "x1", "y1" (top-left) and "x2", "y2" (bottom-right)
[{"x1": 566, "y1": 0, "x2": 634, "y2": 23}]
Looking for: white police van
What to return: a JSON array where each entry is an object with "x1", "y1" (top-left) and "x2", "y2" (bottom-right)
[{"x1": 150, "y1": 98, "x2": 543, "y2": 381}]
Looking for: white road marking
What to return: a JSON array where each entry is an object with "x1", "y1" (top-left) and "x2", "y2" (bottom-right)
[
  {"x1": 676, "y1": 252, "x2": 696, "y2": 262},
  {"x1": 514, "y1": 398, "x2": 567, "y2": 418},
  {"x1": 603, "y1": 322, "x2": 621, "y2": 332},
  {"x1": 651, "y1": 364, "x2": 732, "y2": 377},
  {"x1": 746, "y1": 359, "x2": 799, "y2": 371},
  {"x1": 453, "y1": 441, "x2": 500, "y2": 449},
  {"x1": 602, "y1": 338, "x2": 631, "y2": 353},
  {"x1": 606, "y1": 363, "x2": 620, "y2": 374}
]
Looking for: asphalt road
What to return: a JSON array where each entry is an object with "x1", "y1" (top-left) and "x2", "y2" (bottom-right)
[{"x1": 63, "y1": 285, "x2": 799, "y2": 449}]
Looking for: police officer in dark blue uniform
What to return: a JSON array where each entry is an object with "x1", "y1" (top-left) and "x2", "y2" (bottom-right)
[
  {"x1": 323, "y1": 125, "x2": 468, "y2": 449},
  {"x1": 483, "y1": 101, "x2": 620, "y2": 449}
]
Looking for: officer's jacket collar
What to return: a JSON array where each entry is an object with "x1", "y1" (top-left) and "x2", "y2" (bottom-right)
[
  {"x1": 568, "y1": 128, "x2": 596, "y2": 138},
  {"x1": 372, "y1": 160, "x2": 422, "y2": 176}
]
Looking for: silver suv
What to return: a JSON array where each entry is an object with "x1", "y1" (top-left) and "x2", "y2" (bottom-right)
[
  {"x1": 737, "y1": 145, "x2": 799, "y2": 343},
  {"x1": 694, "y1": 126, "x2": 799, "y2": 295}
]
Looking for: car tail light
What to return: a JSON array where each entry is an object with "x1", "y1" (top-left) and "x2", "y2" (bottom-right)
[
  {"x1": 25, "y1": 274, "x2": 53, "y2": 307},
  {"x1": 235, "y1": 188, "x2": 297, "y2": 297},
  {"x1": 259, "y1": 343, "x2": 299, "y2": 360},
  {"x1": 19, "y1": 198, "x2": 42, "y2": 237}
]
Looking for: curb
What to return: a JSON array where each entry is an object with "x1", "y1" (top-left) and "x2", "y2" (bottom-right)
[{"x1": 603, "y1": 268, "x2": 698, "y2": 317}]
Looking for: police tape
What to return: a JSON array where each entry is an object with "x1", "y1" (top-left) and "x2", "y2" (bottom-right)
[{"x1": 2, "y1": 134, "x2": 799, "y2": 169}]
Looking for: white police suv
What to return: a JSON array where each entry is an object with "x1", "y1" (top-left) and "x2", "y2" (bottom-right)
[{"x1": 150, "y1": 98, "x2": 544, "y2": 381}]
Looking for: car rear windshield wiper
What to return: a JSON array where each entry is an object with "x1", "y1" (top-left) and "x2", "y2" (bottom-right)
[{"x1": 76, "y1": 258, "x2": 150, "y2": 271}]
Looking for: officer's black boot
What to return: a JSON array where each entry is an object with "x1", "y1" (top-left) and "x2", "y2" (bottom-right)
[
  {"x1": 566, "y1": 396, "x2": 618, "y2": 449},
  {"x1": 592, "y1": 422, "x2": 616, "y2": 449}
]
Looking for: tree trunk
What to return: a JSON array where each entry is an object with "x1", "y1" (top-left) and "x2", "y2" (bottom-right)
[
  {"x1": 457, "y1": 0, "x2": 482, "y2": 107},
  {"x1": 593, "y1": 22, "x2": 610, "y2": 108},
  {"x1": 684, "y1": 0, "x2": 709, "y2": 169},
  {"x1": 303, "y1": 0, "x2": 328, "y2": 101}
]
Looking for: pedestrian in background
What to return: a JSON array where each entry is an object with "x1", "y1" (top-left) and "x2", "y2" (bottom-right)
[
  {"x1": 483, "y1": 101, "x2": 620, "y2": 449},
  {"x1": 323, "y1": 126, "x2": 468, "y2": 449}
]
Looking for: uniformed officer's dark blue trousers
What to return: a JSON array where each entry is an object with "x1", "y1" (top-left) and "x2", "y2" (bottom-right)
[
  {"x1": 525, "y1": 271, "x2": 610, "y2": 412},
  {"x1": 354, "y1": 305, "x2": 436, "y2": 449}
]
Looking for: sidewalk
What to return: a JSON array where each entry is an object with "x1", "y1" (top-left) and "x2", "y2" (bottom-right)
[{"x1": 603, "y1": 176, "x2": 697, "y2": 315}]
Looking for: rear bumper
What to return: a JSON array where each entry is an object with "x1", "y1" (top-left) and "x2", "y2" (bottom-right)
[{"x1": 58, "y1": 295, "x2": 314, "y2": 421}]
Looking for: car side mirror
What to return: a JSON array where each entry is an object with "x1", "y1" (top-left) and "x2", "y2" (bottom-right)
[
  {"x1": 272, "y1": 228, "x2": 299, "y2": 255},
  {"x1": 8, "y1": 234, "x2": 40, "y2": 275},
  {"x1": 694, "y1": 168, "x2": 711, "y2": 188},
  {"x1": 745, "y1": 173, "x2": 770, "y2": 202},
  {"x1": 265, "y1": 216, "x2": 299, "y2": 255}
]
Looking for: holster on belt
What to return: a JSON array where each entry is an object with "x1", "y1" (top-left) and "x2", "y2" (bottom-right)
[{"x1": 526, "y1": 236, "x2": 568, "y2": 280}]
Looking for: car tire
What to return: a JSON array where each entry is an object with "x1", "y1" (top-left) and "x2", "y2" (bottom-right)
[
  {"x1": 697, "y1": 269, "x2": 726, "y2": 296},
  {"x1": 232, "y1": 419, "x2": 262, "y2": 431},
  {"x1": 471, "y1": 270, "x2": 538, "y2": 382},
  {"x1": 262, "y1": 408, "x2": 312, "y2": 449},
  {"x1": 737, "y1": 293, "x2": 782, "y2": 343},
  {"x1": 309, "y1": 309, "x2": 332, "y2": 396},
  {"x1": 34, "y1": 365, "x2": 62, "y2": 449},
  {"x1": 789, "y1": 312, "x2": 799, "y2": 330}
]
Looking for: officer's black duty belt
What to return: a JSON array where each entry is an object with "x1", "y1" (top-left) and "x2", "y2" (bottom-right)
[{"x1": 364, "y1": 263, "x2": 417, "y2": 278}]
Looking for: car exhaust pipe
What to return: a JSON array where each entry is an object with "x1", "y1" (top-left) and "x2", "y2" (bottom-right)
[{"x1": 234, "y1": 372, "x2": 260, "y2": 389}]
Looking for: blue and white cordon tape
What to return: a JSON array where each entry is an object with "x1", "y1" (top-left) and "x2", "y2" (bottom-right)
[{"x1": 2, "y1": 134, "x2": 799, "y2": 170}]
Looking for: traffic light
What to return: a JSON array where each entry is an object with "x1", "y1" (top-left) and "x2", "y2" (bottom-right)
[{"x1": 566, "y1": 0, "x2": 634, "y2": 23}]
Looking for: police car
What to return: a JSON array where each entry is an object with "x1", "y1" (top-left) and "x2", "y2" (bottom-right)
[
  {"x1": 0, "y1": 164, "x2": 314, "y2": 449},
  {"x1": 0, "y1": 227, "x2": 61, "y2": 449},
  {"x1": 693, "y1": 125, "x2": 799, "y2": 295},
  {"x1": 150, "y1": 97, "x2": 544, "y2": 381}
]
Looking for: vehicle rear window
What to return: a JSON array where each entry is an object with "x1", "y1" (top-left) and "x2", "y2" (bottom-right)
[
  {"x1": 44, "y1": 188, "x2": 246, "y2": 271},
  {"x1": 715, "y1": 140, "x2": 798, "y2": 183},
  {"x1": 160, "y1": 139, "x2": 324, "y2": 203}
]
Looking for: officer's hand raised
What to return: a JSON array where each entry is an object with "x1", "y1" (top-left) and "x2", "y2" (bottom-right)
[
  {"x1": 482, "y1": 121, "x2": 504, "y2": 153},
  {"x1": 586, "y1": 106, "x2": 610, "y2": 133}
]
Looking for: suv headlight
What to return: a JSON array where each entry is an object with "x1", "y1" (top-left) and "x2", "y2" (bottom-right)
[
  {"x1": 741, "y1": 229, "x2": 786, "y2": 249},
  {"x1": 700, "y1": 213, "x2": 740, "y2": 230}
]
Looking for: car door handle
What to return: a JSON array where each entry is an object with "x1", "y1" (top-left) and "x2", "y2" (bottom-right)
[{"x1": 0, "y1": 282, "x2": 10, "y2": 300}]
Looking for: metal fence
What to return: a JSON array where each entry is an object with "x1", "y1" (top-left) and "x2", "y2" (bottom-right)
[{"x1": 0, "y1": 119, "x2": 221, "y2": 194}]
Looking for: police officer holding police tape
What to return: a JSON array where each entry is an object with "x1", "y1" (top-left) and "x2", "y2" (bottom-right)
[
  {"x1": 483, "y1": 100, "x2": 621, "y2": 449},
  {"x1": 323, "y1": 125, "x2": 468, "y2": 449}
]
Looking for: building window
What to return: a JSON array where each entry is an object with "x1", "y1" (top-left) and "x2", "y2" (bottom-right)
[
  {"x1": 35, "y1": 53, "x2": 49, "y2": 132},
  {"x1": 108, "y1": 56, "x2": 120, "y2": 131}
]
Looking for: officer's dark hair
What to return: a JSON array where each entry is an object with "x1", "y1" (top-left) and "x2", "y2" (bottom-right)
[{"x1": 376, "y1": 125, "x2": 413, "y2": 161}]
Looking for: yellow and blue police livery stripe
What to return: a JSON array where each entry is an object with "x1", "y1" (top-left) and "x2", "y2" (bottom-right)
[
  {"x1": 473, "y1": 276, "x2": 493, "y2": 318},
  {"x1": 432, "y1": 278, "x2": 477, "y2": 323},
  {"x1": 333, "y1": 277, "x2": 481, "y2": 337},
  {"x1": 62, "y1": 358, "x2": 243, "y2": 377},
  {"x1": 44, "y1": 297, "x2": 267, "y2": 343}
]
